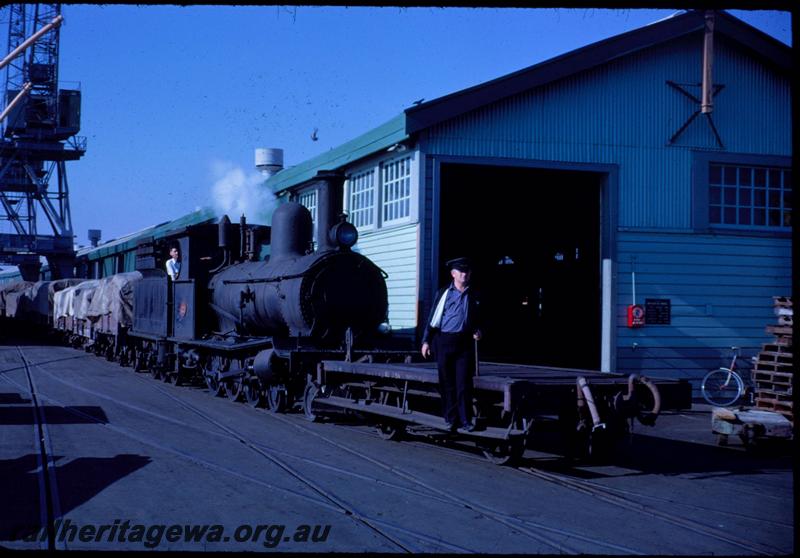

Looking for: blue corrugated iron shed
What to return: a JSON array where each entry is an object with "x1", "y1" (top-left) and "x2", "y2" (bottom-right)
[{"x1": 262, "y1": 10, "x2": 791, "y2": 389}]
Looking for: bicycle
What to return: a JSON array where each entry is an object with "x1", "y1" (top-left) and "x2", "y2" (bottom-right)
[{"x1": 700, "y1": 346, "x2": 754, "y2": 407}]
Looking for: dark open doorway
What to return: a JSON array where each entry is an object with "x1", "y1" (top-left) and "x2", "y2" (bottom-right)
[{"x1": 438, "y1": 163, "x2": 602, "y2": 370}]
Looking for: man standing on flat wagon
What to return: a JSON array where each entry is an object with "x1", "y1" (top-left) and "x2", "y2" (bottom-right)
[{"x1": 421, "y1": 257, "x2": 482, "y2": 433}]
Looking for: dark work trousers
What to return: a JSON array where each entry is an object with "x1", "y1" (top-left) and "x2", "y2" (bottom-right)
[{"x1": 435, "y1": 332, "x2": 475, "y2": 426}]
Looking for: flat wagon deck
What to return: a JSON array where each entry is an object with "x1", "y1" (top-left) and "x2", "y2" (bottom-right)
[{"x1": 304, "y1": 359, "x2": 692, "y2": 464}]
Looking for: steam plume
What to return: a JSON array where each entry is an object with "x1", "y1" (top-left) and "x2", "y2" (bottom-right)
[{"x1": 210, "y1": 160, "x2": 276, "y2": 223}]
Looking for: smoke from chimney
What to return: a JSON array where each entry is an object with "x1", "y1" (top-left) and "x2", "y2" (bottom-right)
[{"x1": 210, "y1": 160, "x2": 277, "y2": 224}]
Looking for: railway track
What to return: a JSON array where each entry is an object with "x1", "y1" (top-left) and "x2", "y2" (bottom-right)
[
  {"x1": 13, "y1": 348, "x2": 63, "y2": 551},
  {"x1": 4, "y1": 344, "x2": 793, "y2": 554},
  {"x1": 133, "y1": 373, "x2": 597, "y2": 553},
  {"x1": 2, "y1": 347, "x2": 467, "y2": 552},
  {"x1": 9, "y1": 345, "x2": 640, "y2": 553},
  {"x1": 517, "y1": 466, "x2": 789, "y2": 556}
]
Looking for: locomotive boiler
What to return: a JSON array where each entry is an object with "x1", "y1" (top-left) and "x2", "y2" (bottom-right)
[{"x1": 208, "y1": 200, "x2": 388, "y2": 343}]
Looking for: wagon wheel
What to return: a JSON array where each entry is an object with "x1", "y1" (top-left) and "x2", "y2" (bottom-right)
[
  {"x1": 480, "y1": 437, "x2": 525, "y2": 466},
  {"x1": 132, "y1": 350, "x2": 144, "y2": 372},
  {"x1": 266, "y1": 385, "x2": 287, "y2": 413},
  {"x1": 224, "y1": 376, "x2": 245, "y2": 402},
  {"x1": 376, "y1": 420, "x2": 406, "y2": 441},
  {"x1": 243, "y1": 378, "x2": 265, "y2": 408},
  {"x1": 586, "y1": 426, "x2": 613, "y2": 463},
  {"x1": 150, "y1": 360, "x2": 163, "y2": 380},
  {"x1": 302, "y1": 382, "x2": 321, "y2": 422},
  {"x1": 204, "y1": 355, "x2": 228, "y2": 397},
  {"x1": 118, "y1": 347, "x2": 129, "y2": 367},
  {"x1": 163, "y1": 369, "x2": 180, "y2": 385}
]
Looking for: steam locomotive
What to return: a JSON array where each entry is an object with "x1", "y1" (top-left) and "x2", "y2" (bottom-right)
[
  {"x1": 124, "y1": 171, "x2": 403, "y2": 411},
  {"x1": 2, "y1": 170, "x2": 406, "y2": 412}
]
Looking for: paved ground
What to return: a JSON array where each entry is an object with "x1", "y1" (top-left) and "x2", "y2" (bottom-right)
[{"x1": 0, "y1": 336, "x2": 794, "y2": 553}]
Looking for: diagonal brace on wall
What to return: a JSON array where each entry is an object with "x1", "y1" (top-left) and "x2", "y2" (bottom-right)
[{"x1": 666, "y1": 80, "x2": 726, "y2": 148}]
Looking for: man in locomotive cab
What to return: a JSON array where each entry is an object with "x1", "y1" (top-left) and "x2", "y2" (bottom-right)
[
  {"x1": 421, "y1": 257, "x2": 482, "y2": 433},
  {"x1": 165, "y1": 245, "x2": 182, "y2": 281}
]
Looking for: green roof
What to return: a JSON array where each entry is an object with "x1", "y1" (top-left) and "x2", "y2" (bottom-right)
[
  {"x1": 81, "y1": 207, "x2": 216, "y2": 260},
  {"x1": 266, "y1": 113, "x2": 408, "y2": 194}
]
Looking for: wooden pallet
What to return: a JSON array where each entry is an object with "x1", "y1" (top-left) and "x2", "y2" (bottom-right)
[
  {"x1": 755, "y1": 383, "x2": 792, "y2": 396},
  {"x1": 754, "y1": 361, "x2": 794, "y2": 373},
  {"x1": 756, "y1": 351, "x2": 794, "y2": 364},
  {"x1": 762, "y1": 341, "x2": 793, "y2": 353},
  {"x1": 766, "y1": 325, "x2": 793, "y2": 337},
  {"x1": 753, "y1": 369, "x2": 793, "y2": 384},
  {"x1": 756, "y1": 392, "x2": 793, "y2": 406},
  {"x1": 755, "y1": 398, "x2": 794, "y2": 424}
]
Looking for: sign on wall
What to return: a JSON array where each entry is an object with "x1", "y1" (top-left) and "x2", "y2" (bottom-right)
[{"x1": 645, "y1": 299, "x2": 671, "y2": 325}]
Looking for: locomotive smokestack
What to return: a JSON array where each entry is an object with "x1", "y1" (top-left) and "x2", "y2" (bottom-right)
[
  {"x1": 218, "y1": 215, "x2": 231, "y2": 248},
  {"x1": 314, "y1": 170, "x2": 345, "y2": 252}
]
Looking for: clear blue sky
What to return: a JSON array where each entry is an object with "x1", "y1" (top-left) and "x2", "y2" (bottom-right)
[{"x1": 0, "y1": 6, "x2": 792, "y2": 257}]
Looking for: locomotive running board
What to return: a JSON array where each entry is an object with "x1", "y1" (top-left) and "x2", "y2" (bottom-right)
[
  {"x1": 314, "y1": 395, "x2": 525, "y2": 441},
  {"x1": 167, "y1": 337, "x2": 273, "y2": 352}
]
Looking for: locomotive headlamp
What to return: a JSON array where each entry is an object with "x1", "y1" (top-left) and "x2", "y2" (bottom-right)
[{"x1": 330, "y1": 221, "x2": 358, "y2": 249}]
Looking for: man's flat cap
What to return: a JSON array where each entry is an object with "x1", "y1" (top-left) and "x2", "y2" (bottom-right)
[{"x1": 446, "y1": 257, "x2": 472, "y2": 272}]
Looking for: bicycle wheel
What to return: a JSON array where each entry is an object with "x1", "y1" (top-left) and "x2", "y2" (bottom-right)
[{"x1": 701, "y1": 368, "x2": 744, "y2": 406}]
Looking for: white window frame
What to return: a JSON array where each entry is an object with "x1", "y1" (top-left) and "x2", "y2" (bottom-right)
[
  {"x1": 380, "y1": 155, "x2": 414, "y2": 226},
  {"x1": 295, "y1": 187, "x2": 318, "y2": 243},
  {"x1": 346, "y1": 168, "x2": 377, "y2": 231},
  {"x1": 344, "y1": 150, "x2": 418, "y2": 232}
]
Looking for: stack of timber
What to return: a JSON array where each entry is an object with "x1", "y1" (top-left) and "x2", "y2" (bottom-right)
[{"x1": 753, "y1": 296, "x2": 793, "y2": 424}]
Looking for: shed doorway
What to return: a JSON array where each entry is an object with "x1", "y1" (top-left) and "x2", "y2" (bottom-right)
[{"x1": 438, "y1": 163, "x2": 602, "y2": 370}]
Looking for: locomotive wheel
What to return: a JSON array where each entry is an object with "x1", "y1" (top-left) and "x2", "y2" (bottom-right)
[
  {"x1": 205, "y1": 374, "x2": 224, "y2": 397},
  {"x1": 266, "y1": 386, "x2": 287, "y2": 414},
  {"x1": 204, "y1": 356, "x2": 228, "y2": 397},
  {"x1": 480, "y1": 437, "x2": 525, "y2": 466},
  {"x1": 163, "y1": 370, "x2": 177, "y2": 385},
  {"x1": 244, "y1": 379, "x2": 265, "y2": 408},
  {"x1": 302, "y1": 383, "x2": 321, "y2": 422},
  {"x1": 376, "y1": 421, "x2": 405, "y2": 441},
  {"x1": 224, "y1": 377, "x2": 245, "y2": 402}
]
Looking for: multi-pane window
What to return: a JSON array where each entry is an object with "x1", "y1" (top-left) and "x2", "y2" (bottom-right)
[
  {"x1": 381, "y1": 156, "x2": 412, "y2": 223},
  {"x1": 709, "y1": 164, "x2": 791, "y2": 229},
  {"x1": 297, "y1": 189, "x2": 317, "y2": 223},
  {"x1": 348, "y1": 169, "x2": 376, "y2": 228}
]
